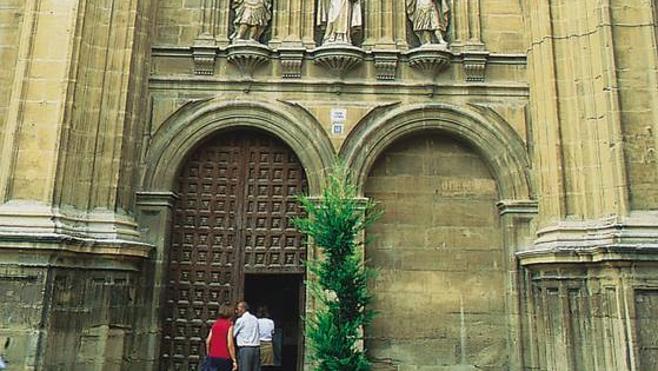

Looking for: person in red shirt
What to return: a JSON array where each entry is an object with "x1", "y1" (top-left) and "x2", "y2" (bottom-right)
[{"x1": 205, "y1": 305, "x2": 238, "y2": 371}]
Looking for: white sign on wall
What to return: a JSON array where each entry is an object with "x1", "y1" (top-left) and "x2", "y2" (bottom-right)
[{"x1": 330, "y1": 108, "x2": 346, "y2": 135}]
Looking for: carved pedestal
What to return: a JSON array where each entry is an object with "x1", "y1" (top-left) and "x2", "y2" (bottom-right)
[
  {"x1": 226, "y1": 41, "x2": 272, "y2": 78},
  {"x1": 312, "y1": 44, "x2": 365, "y2": 78},
  {"x1": 407, "y1": 44, "x2": 452, "y2": 79}
]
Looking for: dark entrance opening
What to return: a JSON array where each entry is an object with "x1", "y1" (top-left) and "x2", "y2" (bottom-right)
[{"x1": 244, "y1": 274, "x2": 305, "y2": 371}]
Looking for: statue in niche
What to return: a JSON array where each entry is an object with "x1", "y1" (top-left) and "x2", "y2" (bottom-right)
[
  {"x1": 317, "y1": 0, "x2": 363, "y2": 45},
  {"x1": 230, "y1": 0, "x2": 272, "y2": 43},
  {"x1": 406, "y1": 0, "x2": 450, "y2": 46}
]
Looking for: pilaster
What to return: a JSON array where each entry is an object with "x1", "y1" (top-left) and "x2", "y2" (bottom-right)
[
  {"x1": 497, "y1": 200, "x2": 538, "y2": 370},
  {"x1": 363, "y1": 0, "x2": 396, "y2": 50},
  {"x1": 269, "y1": 0, "x2": 306, "y2": 49},
  {"x1": 134, "y1": 191, "x2": 179, "y2": 369}
]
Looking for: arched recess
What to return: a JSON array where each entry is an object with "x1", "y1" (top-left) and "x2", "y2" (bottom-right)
[
  {"x1": 340, "y1": 103, "x2": 537, "y2": 370},
  {"x1": 141, "y1": 98, "x2": 336, "y2": 195},
  {"x1": 340, "y1": 103, "x2": 534, "y2": 201},
  {"x1": 135, "y1": 98, "x2": 335, "y2": 370}
]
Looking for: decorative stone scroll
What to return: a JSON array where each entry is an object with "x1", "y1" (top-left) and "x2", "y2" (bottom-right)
[{"x1": 192, "y1": 39, "x2": 218, "y2": 75}]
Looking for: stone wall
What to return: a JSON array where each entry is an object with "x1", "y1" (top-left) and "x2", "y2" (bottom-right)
[
  {"x1": 365, "y1": 133, "x2": 507, "y2": 370},
  {"x1": 0, "y1": 0, "x2": 657, "y2": 370},
  {"x1": 0, "y1": 0, "x2": 24, "y2": 155}
]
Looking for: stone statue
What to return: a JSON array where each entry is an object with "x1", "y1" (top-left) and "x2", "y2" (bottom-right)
[
  {"x1": 230, "y1": 0, "x2": 272, "y2": 43},
  {"x1": 406, "y1": 0, "x2": 450, "y2": 46},
  {"x1": 317, "y1": 0, "x2": 363, "y2": 45}
]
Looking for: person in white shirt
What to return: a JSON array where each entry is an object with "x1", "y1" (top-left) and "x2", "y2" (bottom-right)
[
  {"x1": 256, "y1": 306, "x2": 275, "y2": 367},
  {"x1": 233, "y1": 301, "x2": 261, "y2": 371}
]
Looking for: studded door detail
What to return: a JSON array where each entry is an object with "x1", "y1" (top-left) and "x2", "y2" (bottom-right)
[
  {"x1": 160, "y1": 131, "x2": 307, "y2": 370},
  {"x1": 243, "y1": 135, "x2": 307, "y2": 274}
]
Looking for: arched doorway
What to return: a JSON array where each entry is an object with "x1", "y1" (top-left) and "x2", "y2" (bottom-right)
[{"x1": 159, "y1": 129, "x2": 308, "y2": 370}]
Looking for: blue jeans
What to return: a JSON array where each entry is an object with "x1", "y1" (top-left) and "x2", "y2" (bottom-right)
[{"x1": 238, "y1": 346, "x2": 261, "y2": 371}]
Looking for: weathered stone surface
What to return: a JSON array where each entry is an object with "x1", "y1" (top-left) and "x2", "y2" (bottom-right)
[
  {"x1": 365, "y1": 134, "x2": 507, "y2": 370},
  {"x1": 1, "y1": 1, "x2": 658, "y2": 370}
]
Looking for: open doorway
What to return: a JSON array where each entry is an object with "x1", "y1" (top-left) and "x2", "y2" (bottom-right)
[{"x1": 243, "y1": 274, "x2": 305, "y2": 371}]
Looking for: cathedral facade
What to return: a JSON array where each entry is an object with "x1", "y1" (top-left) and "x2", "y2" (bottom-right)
[{"x1": 1, "y1": 1, "x2": 657, "y2": 370}]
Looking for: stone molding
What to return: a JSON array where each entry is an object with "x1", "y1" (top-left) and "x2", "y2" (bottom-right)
[
  {"x1": 462, "y1": 50, "x2": 489, "y2": 82},
  {"x1": 497, "y1": 199, "x2": 538, "y2": 216},
  {"x1": 372, "y1": 50, "x2": 399, "y2": 80},
  {"x1": 141, "y1": 98, "x2": 335, "y2": 195},
  {"x1": 0, "y1": 201, "x2": 151, "y2": 259},
  {"x1": 519, "y1": 213, "x2": 658, "y2": 265},
  {"x1": 278, "y1": 48, "x2": 305, "y2": 78},
  {"x1": 135, "y1": 192, "x2": 179, "y2": 209},
  {"x1": 152, "y1": 45, "x2": 521, "y2": 83},
  {"x1": 340, "y1": 103, "x2": 534, "y2": 200},
  {"x1": 192, "y1": 36, "x2": 218, "y2": 75}
]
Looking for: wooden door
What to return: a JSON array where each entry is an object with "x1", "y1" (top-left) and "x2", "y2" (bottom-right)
[{"x1": 159, "y1": 130, "x2": 308, "y2": 370}]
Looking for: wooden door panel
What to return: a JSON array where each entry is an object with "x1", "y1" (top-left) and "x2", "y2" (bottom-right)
[{"x1": 243, "y1": 135, "x2": 307, "y2": 274}]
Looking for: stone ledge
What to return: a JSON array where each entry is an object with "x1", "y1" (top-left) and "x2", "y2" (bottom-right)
[
  {"x1": 519, "y1": 213, "x2": 658, "y2": 266},
  {"x1": 0, "y1": 233, "x2": 152, "y2": 260},
  {"x1": 0, "y1": 201, "x2": 143, "y2": 242}
]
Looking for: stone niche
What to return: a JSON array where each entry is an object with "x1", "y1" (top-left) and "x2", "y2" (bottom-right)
[
  {"x1": 181, "y1": 0, "x2": 492, "y2": 81},
  {"x1": 365, "y1": 132, "x2": 508, "y2": 370}
]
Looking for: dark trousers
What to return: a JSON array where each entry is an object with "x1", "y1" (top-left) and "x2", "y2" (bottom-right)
[
  {"x1": 202, "y1": 357, "x2": 232, "y2": 371},
  {"x1": 238, "y1": 346, "x2": 261, "y2": 371}
]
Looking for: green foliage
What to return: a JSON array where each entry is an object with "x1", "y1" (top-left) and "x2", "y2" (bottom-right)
[{"x1": 293, "y1": 164, "x2": 381, "y2": 371}]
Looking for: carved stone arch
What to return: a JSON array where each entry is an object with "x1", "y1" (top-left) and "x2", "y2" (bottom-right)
[
  {"x1": 141, "y1": 98, "x2": 335, "y2": 196},
  {"x1": 340, "y1": 103, "x2": 535, "y2": 201}
]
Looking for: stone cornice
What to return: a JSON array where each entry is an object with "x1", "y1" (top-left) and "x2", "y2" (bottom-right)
[
  {"x1": 497, "y1": 199, "x2": 538, "y2": 216},
  {"x1": 519, "y1": 213, "x2": 658, "y2": 266},
  {"x1": 0, "y1": 201, "x2": 152, "y2": 260},
  {"x1": 135, "y1": 191, "x2": 179, "y2": 208}
]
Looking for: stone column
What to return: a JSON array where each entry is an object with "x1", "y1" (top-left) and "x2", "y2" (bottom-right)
[
  {"x1": 215, "y1": 0, "x2": 232, "y2": 47},
  {"x1": 0, "y1": 0, "x2": 154, "y2": 369}
]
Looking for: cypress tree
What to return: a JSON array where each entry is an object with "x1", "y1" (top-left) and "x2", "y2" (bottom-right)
[{"x1": 294, "y1": 164, "x2": 380, "y2": 371}]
